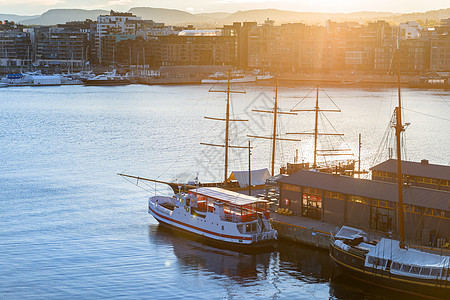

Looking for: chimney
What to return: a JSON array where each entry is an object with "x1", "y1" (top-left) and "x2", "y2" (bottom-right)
[{"x1": 421, "y1": 159, "x2": 429, "y2": 165}]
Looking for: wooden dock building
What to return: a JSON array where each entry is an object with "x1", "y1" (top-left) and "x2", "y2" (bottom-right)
[
  {"x1": 371, "y1": 159, "x2": 450, "y2": 191},
  {"x1": 277, "y1": 170, "x2": 450, "y2": 247}
]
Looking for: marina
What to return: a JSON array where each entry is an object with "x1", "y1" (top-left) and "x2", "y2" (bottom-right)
[{"x1": 0, "y1": 84, "x2": 449, "y2": 299}]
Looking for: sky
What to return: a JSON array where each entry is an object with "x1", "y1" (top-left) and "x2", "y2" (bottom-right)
[{"x1": 0, "y1": 0, "x2": 449, "y2": 16}]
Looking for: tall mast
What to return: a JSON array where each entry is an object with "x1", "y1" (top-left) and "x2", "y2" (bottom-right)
[
  {"x1": 395, "y1": 40, "x2": 405, "y2": 248},
  {"x1": 313, "y1": 84, "x2": 320, "y2": 168},
  {"x1": 248, "y1": 70, "x2": 299, "y2": 176},
  {"x1": 224, "y1": 71, "x2": 231, "y2": 182},
  {"x1": 271, "y1": 72, "x2": 279, "y2": 176},
  {"x1": 287, "y1": 85, "x2": 344, "y2": 169},
  {"x1": 248, "y1": 140, "x2": 251, "y2": 196},
  {"x1": 202, "y1": 70, "x2": 247, "y2": 185},
  {"x1": 358, "y1": 133, "x2": 362, "y2": 179}
]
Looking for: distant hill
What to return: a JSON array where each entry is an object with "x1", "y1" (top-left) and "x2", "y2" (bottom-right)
[
  {"x1": 9, "y1": 7, "x2": 450, "y2": 27},
  {"x1": 222, "y1": 9, "x2": 399, "y2": 24},
  {"x1": 385, "y1": 8, "x2": 450, "y2": 25},
  {"x1": 195, "y1": 12, "x2": 233, "y2": 20},
  {"x1": 21, "y1": 9, "x2": 108, "y2": 25},
  {"x1": 128, "y1": 7, "x2": 201, "y2": 23},
  {"x1": 0, "y1": 14, "x2": 39, "y2": 23}
]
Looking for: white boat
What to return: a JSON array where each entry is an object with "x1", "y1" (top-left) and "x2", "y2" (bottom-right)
[
  {"x1": 1, "y1": 73, "x2": 33, "y2": 86},
  {"x1": 84, "y1": 70, "x2": 130, "y2": 86},
  {"x1": 201, "y1": 71, "x2": 256, "y2": 84},
  {"x1": 1, "y1": 72, "x2": 62, "y2": 86},
  {"x1": 256, "y1": 74, "x2": 274, "y2": 81},
  {"x1": 0, "y1": 82, "x2": 8, "y2": 88},
  {"x1": 148, "y1": 187, "x2": 277, "y2": 249}
]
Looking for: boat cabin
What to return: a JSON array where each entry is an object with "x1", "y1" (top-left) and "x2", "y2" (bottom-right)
[{"x1": 189, "y1": 187, "x2": 270, "y2": 222}]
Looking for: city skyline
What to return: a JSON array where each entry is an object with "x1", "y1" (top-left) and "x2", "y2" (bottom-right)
[{"x1": 1, "y1": 0, "x2": 449, "y2": 16}]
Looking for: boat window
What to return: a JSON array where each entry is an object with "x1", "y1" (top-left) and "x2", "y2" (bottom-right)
[
  {"x1": 442, "y1": 269, "x2": 448, "y2": 278},
  {"x1": 410, "y1": 266, "x2": 420, "y2": 274},
  {"x1": 419, "y1": 268, "x2": 431, "y2": 276},
  {"x1": 401, "y1": 264, "x2": 411, "y2": 273},
  {"x1": 391, "y1": 262, "x2": 401, "y2": 271},
  {"x1": 430, "y1": 268, "x2": 441, "y2": 277},
  {"x1": 368, "y1": 256, "x2": 376, "y2": 265}
]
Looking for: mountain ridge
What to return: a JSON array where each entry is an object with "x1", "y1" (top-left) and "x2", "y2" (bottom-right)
[{"x1": 5, "y1": 7, "x2": 450, "y2": 27}]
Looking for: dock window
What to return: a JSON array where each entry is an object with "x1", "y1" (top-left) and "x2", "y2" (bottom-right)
[
  {"x1": 370, "y1": 206, "x2": 393, "y2": 233},
  {"x1": 302, "y1": 193, "x2": 322, "y2": 220}
]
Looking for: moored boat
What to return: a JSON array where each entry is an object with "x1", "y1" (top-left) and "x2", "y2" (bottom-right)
[
  {"x1": 148, "y1": 187, "x2": 277, "y2": 249},
  {"x1": 84, "y1": 70, "x2": 130, "y2": 86},
  {"x1": 329, "y1": 41, "x2": 450, "y2": 299},
  {"x1": 201, "y1": 71, "x2": 256, "y2": 84},
  {"x1": 330, "y1": 226, "x2": 450, "y2": 298}
]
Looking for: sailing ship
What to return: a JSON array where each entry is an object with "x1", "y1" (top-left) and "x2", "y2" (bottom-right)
[
  {"x1": 329, "y1": 42, "x2": 450, "y2": 297},
  {"x1": 120, "y1": 70, "x2": 277, "y2": 249}
]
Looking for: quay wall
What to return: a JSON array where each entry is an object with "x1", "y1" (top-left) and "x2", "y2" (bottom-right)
[{"x1": 272, "y1": 220, "x2": 331, "y2": 250}]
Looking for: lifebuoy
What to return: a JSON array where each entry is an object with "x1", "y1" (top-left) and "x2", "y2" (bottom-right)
[{"x1": 185, "y1": 206, "x2": 189, "y2": 213}]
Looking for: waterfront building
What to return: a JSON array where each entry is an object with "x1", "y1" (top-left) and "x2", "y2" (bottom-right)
[
  {"x1": 155, "y1": 32, "x2": 237, "y2": 67},
  {"x1": 33, "y1": 24, "x2": 88, "y2": 72},
  {"x1": 96, "y1": 11, "x2": 142, "y2": 65},
  {"x1": 277, "y1": 170, "x2": 449, "y2": 247},
  {"x1": 222, "y1": 22, "x2": 257, "y2": 70},
  {"x1": 429, "y1": 18, "x2": 450, "y2": 72},
  {"x1": 0, "y1": 22, "x2": 32, "y2": 71},
  {"x1": 399, "y1": 21, "x2": 422, "y2": 39},
  {"x1": 371, "y1": 159, "x2": 450, "y2": 191}
]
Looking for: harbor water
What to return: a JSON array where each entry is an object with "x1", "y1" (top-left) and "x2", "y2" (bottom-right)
[{"x1": 0, "y1": 84, "x2": 449, "y2": 299}]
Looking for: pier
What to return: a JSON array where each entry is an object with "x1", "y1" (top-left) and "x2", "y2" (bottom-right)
[{"x1": 271, "y1": 213, "x2": 335, "y2": 249}]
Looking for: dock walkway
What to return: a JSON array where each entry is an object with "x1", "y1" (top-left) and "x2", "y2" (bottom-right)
[{"x1": 271, "y1": 213, "x2": 337, "y2": 249}]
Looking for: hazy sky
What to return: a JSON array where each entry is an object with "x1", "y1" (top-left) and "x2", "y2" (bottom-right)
[{"x1": 1, "y1": 0, "x2": 449, "y2": 15}]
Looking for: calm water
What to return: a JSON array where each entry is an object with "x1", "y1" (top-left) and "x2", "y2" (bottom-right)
[{"x1": 0, "y1": 84, "x2": 449, "y2": 299}]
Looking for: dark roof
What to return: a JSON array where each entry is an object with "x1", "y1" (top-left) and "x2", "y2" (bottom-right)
[
  {"x1": 370, "y1": 159, "x2": 450, "y2": 181},
  {"x1": 278, "y1": 170, "x2": 450, "y2": 211}
]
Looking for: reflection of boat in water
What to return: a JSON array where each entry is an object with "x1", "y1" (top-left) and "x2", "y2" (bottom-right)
[
  {"x1": 149, "y1": 224, "x2": 272, "y2": 280},
  {"x1": 148, "y1": 187, "x2": 277, "y2": 250}
]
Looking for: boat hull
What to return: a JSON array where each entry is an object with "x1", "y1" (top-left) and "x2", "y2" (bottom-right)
[
  {"x1": 330, "y1": 243, "x2": 450, "y2": 298},
  {"x1": 148, "y1": 203, "x2": 276, "y2": 251},
  {"x1": 84, "y1": 79, "x2": 130, "y2": 86}
]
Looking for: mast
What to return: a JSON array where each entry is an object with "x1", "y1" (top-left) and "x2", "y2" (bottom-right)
[
  {"x1": 395, "y1": 40, "x2": 405, "y2": 248},
  {"x1": 248, "y1": 70, "x2": 299, "y2": 176},
  {"x1": 202, "y1": 70, "x2": 248, "y2": 185},
  {"x1": 271, "y1": 72, "x2": 279, "y2": 176},
  {"x1": 287, "y1": 85, "x2": 344, "y2": 169},
  {"x1": 358, "y1": 133, "x2": 362, "y2": 179},
  {"x1": 225, "y1": 71, "x2": 231, "y2": 182},
  {"x1": 313, "y1": 84, "x2": 319, "y2": 168},
  {"x1": 248, "y1": 140, "x2": 251, "y2": 196}
]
